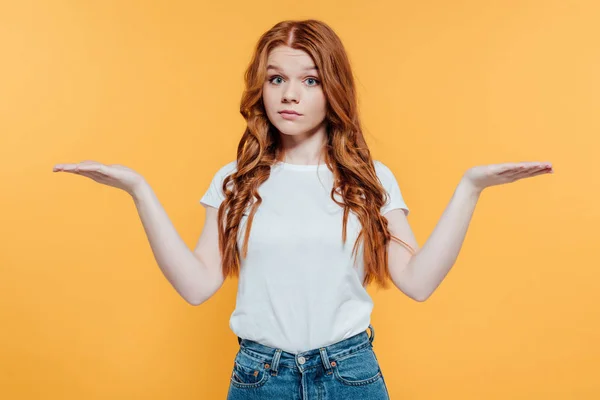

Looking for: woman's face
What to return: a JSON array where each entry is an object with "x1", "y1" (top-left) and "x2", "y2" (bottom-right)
[{"x1": 262, "y1": 45, "x2": 327, "y2": 138}]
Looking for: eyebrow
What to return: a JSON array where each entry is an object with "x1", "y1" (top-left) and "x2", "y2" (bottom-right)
[{"x1": 266, "y1": 64, "x2": 318, "y2": 72}]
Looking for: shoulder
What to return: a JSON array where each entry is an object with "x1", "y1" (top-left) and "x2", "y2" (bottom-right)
[{"x1": 373, "y1": 159, "x2": 394, "y2": 180}]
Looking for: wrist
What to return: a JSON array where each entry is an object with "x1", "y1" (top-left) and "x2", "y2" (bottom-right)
[
  {"x1": 459, "y1": 175, "x2": 484, "y2": 198},
  {"x1": 130, "y1": 179, "x2": 152, "y2": 202}
]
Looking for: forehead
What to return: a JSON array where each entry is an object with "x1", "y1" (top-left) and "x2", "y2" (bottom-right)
[{"x1": 267, "y1": 46, "x2": 316, "y2": 70}]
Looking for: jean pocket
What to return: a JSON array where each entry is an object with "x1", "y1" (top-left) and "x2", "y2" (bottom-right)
[
  {"x1": 230, "y1": 350, "x2": 270, "y2": 389},
  {"x1": 332, "y1": 347, "x2": 382, "y2": 386}
]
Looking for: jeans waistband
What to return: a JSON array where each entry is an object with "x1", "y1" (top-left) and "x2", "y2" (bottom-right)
[{"x1": 235, "y1": 324, "x2": 375, "y2": 376}]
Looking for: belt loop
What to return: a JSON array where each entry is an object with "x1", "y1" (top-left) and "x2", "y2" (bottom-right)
[
  {"x1": 368, "y1": 324, "x2": 375, "y2": 344},
  {"x1": 269, "y1": 349, "x2": 282, "y2": 376},
  {"x1": 319, "y1": 347, "x2": 332, "y2": 374}
]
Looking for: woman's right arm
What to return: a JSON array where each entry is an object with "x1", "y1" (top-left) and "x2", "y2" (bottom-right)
[
  {"x1": 53, "y1": 160, "x2": 225, "y2": 306},
  {"x1": 132, "y1": 182, "x2": 225, "y2": 306}
]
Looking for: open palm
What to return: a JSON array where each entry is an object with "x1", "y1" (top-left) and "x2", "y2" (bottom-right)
[
  {"x1": 53, "y1": 160, "x2": 146, "y2": 196},
  {"x1": 464, "y1": 161, "x2": 554, "y2": 193}
]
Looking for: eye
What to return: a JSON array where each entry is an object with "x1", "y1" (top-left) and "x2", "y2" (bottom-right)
[
  {"x1": 268, "y1": 75, "x2": 284, "y2": 85},
  {"x1": 267, "y1": 75, "x2": 321, "y2": 86}
]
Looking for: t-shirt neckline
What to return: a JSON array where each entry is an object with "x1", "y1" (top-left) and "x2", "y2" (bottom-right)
[{"x1": 274, "y1": 161, "x2": 327, "y2": 171}]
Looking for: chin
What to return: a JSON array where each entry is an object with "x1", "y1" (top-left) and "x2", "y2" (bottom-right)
[{"x1": 272, "y1": 124, "x2": 310, "y2": 136}]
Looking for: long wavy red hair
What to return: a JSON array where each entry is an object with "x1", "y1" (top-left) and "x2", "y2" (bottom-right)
[{"x1": 217, "y1": 19, "x2": 415, "y2": 289}]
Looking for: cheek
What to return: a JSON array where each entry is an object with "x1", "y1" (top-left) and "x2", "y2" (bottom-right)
[
  {"x1": 262, "y1": 88, "x2": 277, "y2": 113},
  {"x1": 309, "y1": 93, "x2": 327, "y2": 116}
]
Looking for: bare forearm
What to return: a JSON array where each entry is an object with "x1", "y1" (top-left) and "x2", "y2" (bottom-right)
[
  {"x1": 407, "y1": 176, "x2": 482, "y2": 301},
  {"x1": 131, "y1": 181, "x2": 206, "y2": 305}
]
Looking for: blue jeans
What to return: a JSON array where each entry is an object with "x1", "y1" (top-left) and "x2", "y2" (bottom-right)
[{"x1": 227, "y1": 324, "x2": 390, "y2": 399}]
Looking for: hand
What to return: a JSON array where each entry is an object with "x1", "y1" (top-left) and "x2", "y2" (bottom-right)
[
  {"x1": 463, "y1": 161, "x2": 554, "y2": 193},
  {"x1": 53, "y1": 160, "x2": 147, "y2": 197}
]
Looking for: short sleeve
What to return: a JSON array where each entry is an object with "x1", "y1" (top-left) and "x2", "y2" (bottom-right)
[
  {"x1": 199, "y1": 160, "x2": 237, "y2": 209},
  {"x1": 374, "y1": 160, "x2": 410, "y2": 216}
]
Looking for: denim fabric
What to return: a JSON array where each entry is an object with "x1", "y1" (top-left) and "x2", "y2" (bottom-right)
[{"x1": 227, "y1": 324, "x2": 390, "y2": 399}]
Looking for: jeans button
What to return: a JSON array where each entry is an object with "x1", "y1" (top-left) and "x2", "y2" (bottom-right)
[{"x1": 298, "y1": 356, "x2": 306, "y2": 365}]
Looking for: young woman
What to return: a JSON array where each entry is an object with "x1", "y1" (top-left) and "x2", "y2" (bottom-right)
[{"x1": 53, "y1": 19, "x2": 553, "y2": 400}]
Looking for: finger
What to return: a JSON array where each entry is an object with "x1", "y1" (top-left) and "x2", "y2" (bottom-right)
[
  {"x1": 523, "y1": 165, "x2": 547, "y2": 174},
  {"x1": 498, "y1": 164, "x2": 526, "y2": 175},
  {"x1": 63, "y1": 170, "x2": 106, "y2": 182},
  {"x1": 56, "y1": 164, "x2": 80, "y2": 171},
  {"x1": 512, "y1": 166, "x2": 551, "y2": 180},
  {"x1": 525, "y1": 164, "x2": 553, "y2": 175},
  {"x1": 86, "y1": 171, "x2": 109, "y2": 182},
  {"x1": 522, "y1": 168, "x2": 553, "y2": 179},
  {"x1": 515, "y1": 166, "x2": 545, "y2": 177},
  {"x1": 76, "y1": 163, "x2": 107, "y2": 173},
  {"x1": 517, "y1": 161, "x2": 552, "y2": 170},
  {"x1": 57, "y1": 168, "x2": 90, "y2": 176},
  {"x1": 530, "y1": 165, "x2": 553, "y2": 174},
  {"x1": 54, "y1": 161, "x2": 104, "y2": 171},
  {"x1": 500, "y1": 166, "x2": 529, "y2": 177},
  {"x1": 500, "y1": 163, "x2": 545, "y2": 176}
]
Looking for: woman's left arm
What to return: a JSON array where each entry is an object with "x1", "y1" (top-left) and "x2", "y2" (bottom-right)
[{"x1": 390, "y1": 161, "x2": 553, "y2": 302}]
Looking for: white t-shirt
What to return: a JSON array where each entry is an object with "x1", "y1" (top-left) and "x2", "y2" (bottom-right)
[{"x1": 199, "y1": 159, "x2": 409, "y2": 354}]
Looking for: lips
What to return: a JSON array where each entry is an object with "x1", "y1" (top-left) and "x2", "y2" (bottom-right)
[
  {"x1": 279, "y1": 111, "x2": 302, "y2": 120},
  {"x1": 279, "y1": 110, "x2": 301, "y2": 115}
]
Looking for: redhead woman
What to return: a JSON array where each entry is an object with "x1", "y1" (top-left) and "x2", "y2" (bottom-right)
[{"x1": 53, "y1": 19, "x2": 553, "y2": 400}]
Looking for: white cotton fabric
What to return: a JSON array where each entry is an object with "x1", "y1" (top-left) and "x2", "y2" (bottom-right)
[{"x1": 199, "y1": 159, "x2": 409, "y2": 354}]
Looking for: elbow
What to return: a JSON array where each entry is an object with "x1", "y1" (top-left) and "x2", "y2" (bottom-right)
[
  {"x1": 188, "y1": 299, "x2": 204, "y2": 307},
  {"x1": 187, "y1": 299, "x2": 201, "y2": 306},
  {"x1": 412, "y1": 290, "x2": 431, "y2": 302},
  {"x1": 182, "y1": 288, "x2": 207, "y2": 306},
  {"x1": 393, "y1": 277, "x2": 430, "y2": 302},
  {"x1": 187, "y1": 295, "x2": 208, "y2": 306},
  {"x1": 187, "y1": 281, "x2": 221, "y2": 306}
]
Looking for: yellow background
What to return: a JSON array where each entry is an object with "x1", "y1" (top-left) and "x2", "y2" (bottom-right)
[{"x1": 1, "y1": 0, "x2": 598, "y2": 398}]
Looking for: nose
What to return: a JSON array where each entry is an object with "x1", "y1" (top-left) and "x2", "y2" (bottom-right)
[{"x1": 282, "y1": 82, "x2": 299, "y2": 103}]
